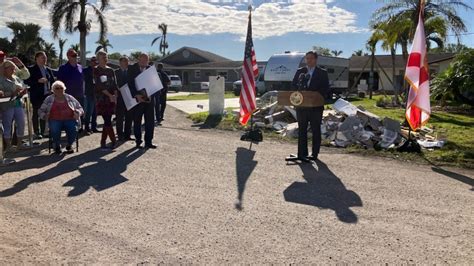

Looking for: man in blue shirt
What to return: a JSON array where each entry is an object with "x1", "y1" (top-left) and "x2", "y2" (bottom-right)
[{"x1": 57, "y1": 49, "x2": 85, "y2": 131}]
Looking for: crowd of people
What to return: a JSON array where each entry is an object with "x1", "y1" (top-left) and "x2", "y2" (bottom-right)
[{"x1": 0, "y1": 48, "x2": 170, "y2": 156}]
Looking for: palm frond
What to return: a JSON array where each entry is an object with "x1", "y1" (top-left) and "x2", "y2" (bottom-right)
[
  {"x1": 87, "y1": 3, "x2": 108, "y2": 41},
  {"x1": 151, "y1": 36, "x2": 161, "y2": 46}
]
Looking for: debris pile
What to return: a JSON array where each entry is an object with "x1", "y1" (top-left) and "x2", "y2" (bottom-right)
[
  {"x1": 321, "y1": 99, "x2": 402, "y2": 149},
  {"x1": 250, "y1": 92, "x2": 445, "y2": 150}
]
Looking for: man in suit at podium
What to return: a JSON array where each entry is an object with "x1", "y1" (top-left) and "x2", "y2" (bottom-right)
[{"x1": 291, "y1": 51, "x2": 329, "y2": 162}]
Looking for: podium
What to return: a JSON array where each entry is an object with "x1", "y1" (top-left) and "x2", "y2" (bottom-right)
[
  {"x1": 277, "y1": 91, "x2": 325, "y2": 108},
  {"x1": 278, "y1": 91, "x2": 325, "y2": 162}
]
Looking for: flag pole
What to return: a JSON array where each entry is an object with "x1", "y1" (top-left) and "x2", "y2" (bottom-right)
[
  {"x1": 248, "y1": 4, "x2": 254, "y2": 150},
  {"x1": 400, "y1": 0, "x2": 426, "y2": 152}
]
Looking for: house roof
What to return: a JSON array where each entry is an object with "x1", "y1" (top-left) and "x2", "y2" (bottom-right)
[
  {"x1": 349, "y1": 53, "x2": 456, "y2": 70},
  {"x1": 160, "y1": 46, "x2": 231, "y2": 65},
  {"x1": 159, "y1": 60, "x2": 267, "y2": 70}
]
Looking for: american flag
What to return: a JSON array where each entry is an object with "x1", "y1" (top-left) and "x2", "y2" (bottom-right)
[
  {"x1": 405, "y1": 0, "x2": 430, "y2": 130},
  {"x1": 239, "y1": 7, "x2": 258, "y2": 126}
]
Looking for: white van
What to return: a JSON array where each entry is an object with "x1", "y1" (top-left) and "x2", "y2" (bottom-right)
[
  {"x1": 168, "y1": 75, "x2": 182, "y2": 92},
  {"x1": 232, "y1": 73, "x2": 266, "y2": 96},
  {"x1": 264, "y1": 52, "x2": 349, "y2": 95}
]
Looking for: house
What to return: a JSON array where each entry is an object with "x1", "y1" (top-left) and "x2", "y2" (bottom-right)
[
  {"x1": 158, "y1": 46, "x2": 266, "y2": 91},
  {"x1": 348, "y1": 53, "x2": 455, "y2": 92}
]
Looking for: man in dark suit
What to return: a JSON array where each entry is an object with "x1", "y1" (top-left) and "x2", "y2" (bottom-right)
[
  {"x1": 83, "y1": 56, "x2": 98, "y2": 134},
  {"x1": 291, "y1": 51, "x2": 330, "y2": 162},
  {"x1": 127, "y1": 53, "x2": 157, "y2": 149},
  {"x1": 25, "y1": 51, "x2": 55, "y2": 139},
  {"x1": 115, "y1": 56, "x2": 133, "y2": 141},
  {"x1": 154, "y1": 63, "x2": 170, "y2": 124}
]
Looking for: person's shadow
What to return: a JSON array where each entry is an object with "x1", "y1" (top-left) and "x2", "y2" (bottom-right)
[
  {"x1": 283, "y1": 160, "x2": 362, "y2": 223},
  {"x1": 63, "y1": 147, "x2": 144, "y2": 196},
  {"x1": 0, "y1": 147, "x2": 108, "y2": 197},
  {"x1": 235, "y1": 147, "x2": 258, "y2": 210}
]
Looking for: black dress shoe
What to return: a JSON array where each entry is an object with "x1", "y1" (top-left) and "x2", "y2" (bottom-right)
[
  {"x1": 65, "y1": 145, "x2": 74, "y2": 154},
  {"x1": 307, "y1": 154, "x2": 318, "y2": 161},
  {"x1": 124, "y1": 137, "x2": 135, "y2": 141},
  {"x1": 145, "y1": 143, "x2": 157, "y2": 149},
  {"x1": 92, "y1": 129, "x2": 100, "y2": 133},
  {"x1": 136, "y1": 143, "x2": 144, "y2": 149},
  {"x1": 297, "y1": 156, "x2": 311, "y2": 163}
]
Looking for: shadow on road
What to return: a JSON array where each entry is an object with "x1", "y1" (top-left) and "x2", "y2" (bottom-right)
[
  {"x1": 283, "y1": 160, "x2": 363, "y2": 223},
  {"x1": 63, "y1": 148, "x2": 144, "y2": 196},
  {"x1": 431, "y1": 166, "x2": 474, "y2": 191},
  {"x1": 235, "y1": 146, "x2": 258, "y2": 210},
  {"x1": 0, "y1": 147, "x2": 144, "y2": 197}
]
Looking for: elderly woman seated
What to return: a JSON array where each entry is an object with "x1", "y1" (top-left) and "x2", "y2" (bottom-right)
[{"x1": 39, "y1": 80, "x2": 84, "y2": 154}]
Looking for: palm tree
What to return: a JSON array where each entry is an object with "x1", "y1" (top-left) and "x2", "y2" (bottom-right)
[
  {"x1": 58, "y1": 38, "x2": 67, "y2": 65},
  {"x1": 41, "y1": 41, "x2": 58, "y2": 59},
  {"x1": 95, "y1": 38, "x2": 113, "y2": 53},
  {"x1": 40, "y1": 0, "x2": 110, "y2": 66},
  {"x1": 352, "y1": 49, "x2": 364, "y2": 56},
  {"x1": 70, "y1": 43, "x2": 91, "y2": 57},
  {"x1": 331, "y1": 50, "x2": 343, "y2": 57},
  {"x1": 371, "y1": 0, "x2": 472, "y2": 55},
  {"x1": 366, "y1": 38, "x2": 378, "y2": 99},
  {"x1": 382, "y1": 12, "x2": 448, "y2": 59},
  {"x1": 370, "y1": 21, "x2": 399, "y2": 103},
  {"x1": 70, "y1": 43, "x2": 80, "y2": 52},
  {"x1": 151, "y1": 23, "x2": 169, "y2": 57},
  {"x1": 6, "y1": 21, "x2": 44, "y2": 61}
]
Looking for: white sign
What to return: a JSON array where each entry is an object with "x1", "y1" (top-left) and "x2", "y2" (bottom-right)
[
  {"x1": 119, "y1": 84, "x2": 138, "y2": 111},
  {"x1": 209, "y1": 76, "x2": 225, "y2": 116},
  {"x1": 135, "y1": 67, "x2": 163, "y2": 97}
]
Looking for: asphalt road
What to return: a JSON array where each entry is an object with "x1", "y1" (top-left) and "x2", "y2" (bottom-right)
[{"x1": 0, "y1": 107, "x2": 473, "y2": 264}]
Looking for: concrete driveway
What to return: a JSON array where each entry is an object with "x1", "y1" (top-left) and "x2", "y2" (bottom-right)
[{"x1": 167, "y1": 97, "x2": 240, "y2": 114}]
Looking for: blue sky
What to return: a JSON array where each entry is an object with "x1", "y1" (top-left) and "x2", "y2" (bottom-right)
[{"x1": 0, "y1": 0, "x2": 472, "y2": 61}]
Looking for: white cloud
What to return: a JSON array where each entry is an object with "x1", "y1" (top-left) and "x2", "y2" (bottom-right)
[{"x1": 0, "y1": 0, "x2": 362, "y2": 40}]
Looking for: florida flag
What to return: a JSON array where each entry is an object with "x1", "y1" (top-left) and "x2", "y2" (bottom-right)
[{"x1": 405, "y1": 0, "x2": 430, "y2": 130}]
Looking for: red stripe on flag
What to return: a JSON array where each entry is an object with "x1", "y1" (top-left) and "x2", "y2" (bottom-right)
[
  {"x1": 407, "y1": 52, "x2": 421, "y2": 67},
  {"x1": 409, "y1": 105, "x2": 422, "y2": 129},
  {"x1": 420, "y1": 66, "x2": 429, "y2": 84}
]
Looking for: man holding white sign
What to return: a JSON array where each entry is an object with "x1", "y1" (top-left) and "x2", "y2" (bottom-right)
[{"x1": 127, "y1": 53, "x2": 161, "y2": 149}]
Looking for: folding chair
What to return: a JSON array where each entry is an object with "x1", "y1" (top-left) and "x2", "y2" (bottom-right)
[{"x1": 48, "y1": 127, "x2": 80, "y2": 154}]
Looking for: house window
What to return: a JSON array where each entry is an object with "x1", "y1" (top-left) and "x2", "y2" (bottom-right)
[
  {"x1": 195, "y1": 70, "x2": 201, "y2": 79},
  {"x1": 217, "y1": 71, "x2": 228, "y2": 79},
  {"x1": 327, "y1": 68, "x2": 335, "y2": 74}
]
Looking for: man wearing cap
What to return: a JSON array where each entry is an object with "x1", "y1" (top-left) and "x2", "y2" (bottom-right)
[
  {"x1": 25, "y1": 51, "x2": 56, "y2": 139},
  {"x1": 83, "y1": 56, "x2": 99, "y2": 134},
  {"x1": 0, "y1": 50, "x2": 30, "y2": 80},
  {"x1": 57, "y1": 49, "x2": 84, "y2": 131}
]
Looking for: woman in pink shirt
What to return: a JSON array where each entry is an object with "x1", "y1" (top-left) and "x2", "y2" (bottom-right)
[{"x1": 39, "y1": 81, "x2": 84, "y2": 154}]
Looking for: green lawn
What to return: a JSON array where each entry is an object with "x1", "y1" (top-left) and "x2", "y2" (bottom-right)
[
  {"x1": 189, "y1": 95, "x2": 474, "y2": 168},
  {"x1": 168, "y1": 92, "x2": 238, "y2": 101}
]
